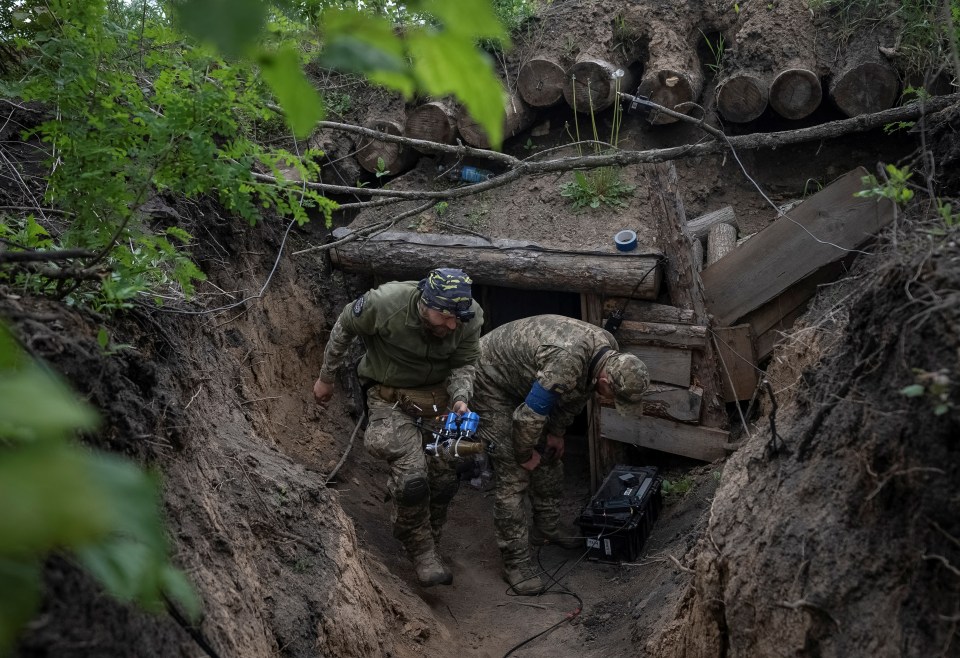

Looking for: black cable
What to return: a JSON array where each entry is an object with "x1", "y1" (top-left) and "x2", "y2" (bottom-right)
[
  {"x1": 603, "y1": 256, "x2": 667, "y2": 334},
  {"x1": 164, "y1": 596, "x2": 222, "y2": 658}
]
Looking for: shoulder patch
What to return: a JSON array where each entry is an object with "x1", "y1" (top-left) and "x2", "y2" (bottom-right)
[{"x1": 352, "y1": 296, "x2": 365, "y2": 317}]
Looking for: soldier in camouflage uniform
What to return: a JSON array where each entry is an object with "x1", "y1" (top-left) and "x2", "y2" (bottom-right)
[
  {"x1": 472, "y1": 315, "x2": 650, "y2": 594},
  {"x1": 313, "y1": 268, "x2": 483, "y2": 587}
]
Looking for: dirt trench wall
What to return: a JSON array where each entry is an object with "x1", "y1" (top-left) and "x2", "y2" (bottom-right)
[
  {"x1": 647, "y1": 238, "x2": 960, "y2": 657},
  {"x1": 6, "y1": 214, "x2": 440, "y2": 658}
]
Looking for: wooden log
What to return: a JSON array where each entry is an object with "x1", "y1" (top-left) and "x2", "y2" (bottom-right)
[
  {"x1": 404, "y1": 100, "x2": 458, "y2": 150},
  {"x1": 601, "y1": 410, "x2": 729, "y2": 462},
  {"x1": 457, "y1": 92, "x2": 535, "y2": 149},
  {"x1": 601, "y1": 299, "x2": 696, "y2": 325},
  {"x1": 650, "y1": 162, "x2": 727, "y2": 428},
  {"x1": 769, "y1": 68, "x2": 822, "y2": 120},
  {"x1": 706, "y1": 223, "x2": 737, "y2": 265},
  {"x1": 329, "y1": 228, "x2": 662, "y2": 298},
  {"x1": 622, "y1": 345, "x2": 691, "y2": 387},
  {"x1": 518, "y1": 56, "x2": 567, "y2": 108},
  {"x1": 356, "y1": 119, "x2": 418, "y2": 175},
  {"x1": 688, "y1": 205, "x2": 739, "y2": 242},
  {"x1": 562, "y1": 57, "x2": 635, "y2": 113},
  {"x1": 614, "y1": 319, "x2": 707, "y2": 351},
  {"x1": 692, "y1": 239, "x2": 704, "y2": 273},
  {"x1": 713, "y1": 325, "x2": 758, "y2": 402},
  {"x1": 640, "y1": 384, "x2": 703, "y2": 423},
  {"x1": 829, "y1": 39, "x2": 899, "y2": 117},
  {"x1": 701, "y1": 168, "x2": 896, "y2": 327},
  {"x1": 636, "y1": 24, "x2": 703, "y2": 125},
  {"x1": 309, "y1": 130, "x2": 363, "y2": 187},
  {"x1": 716, "y1": 71, "x2": 770, "y2": 123}
]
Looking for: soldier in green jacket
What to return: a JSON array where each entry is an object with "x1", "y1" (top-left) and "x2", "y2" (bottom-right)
[
  {"x1": 472, "y1": 315, "x2": 650, "y2": 594},
  {"x1": 313, "y1": 268, "x2": 484, "y2": 587}
]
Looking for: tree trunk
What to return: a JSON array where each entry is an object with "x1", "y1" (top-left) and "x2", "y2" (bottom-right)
[
  {"x1": 706, "y1": 223, "x2": 737, "y2": 265},
  {"x1": 562, "y1": 57, "x2": 635, "y2": 113},
  {"x1": 518, "y1": 56, "x2": 567, "y2": 108},
  {"x1": 828, "y1": 38, "x2": 899, "y2": 117},
  {"x1": 456, "y1": 92, "x2": 535, "y2": 149},
  {"x1": 716, "y1": 72, "x2": 770, "y2": 123},
  {"x1": 329, "y1": 228, "x2": 662, "y2": 298},
  {"x1": 404, "y1": 100, "x2": 458, "y2": 150},
  {"x1": 355, "y1": 119, "x2": 418, "y2": 175},
  {"x1": 636, "y1": 25, "x2": 704, "y2": 125}
]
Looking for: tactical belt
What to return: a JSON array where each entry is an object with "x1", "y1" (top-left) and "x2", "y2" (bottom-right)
[
  {"x1": 588, "y1": 346, "x2": 613, "y2": 382},
  {"x1": 373, "y1": 384, "x2": 450, "y2": 418}
]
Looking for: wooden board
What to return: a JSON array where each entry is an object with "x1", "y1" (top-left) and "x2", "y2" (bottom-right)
[
  {"x1": 714, "y1": 325, "x2": 759, "y2": 402},
  {"x1": 582, "y1": 293, "x2": 606, "y2": 493},
  {"x1": 602, "y1": 299, "x2": 696, "y2": 324},
  {"x1": 622, "y1": 345, "x2": 691, "y2": 387},
  {"x1": 701, "y1": 167, "x2": 895, "y2": 326},
  {"x1": 755, "y1": 302, "x2": 809, "y2": 360},
  {"x1": 600, "y1": 410, "x2": 729, "y2": 462},
  {"x1": 640, "y1": 384, "x2": 703, "y2": 423},
  {"x1": 740, "y1": 261, "x2": 847, "y2": 338},
  {"x1": 613, "y1": 320, "x2": 707, "y2": 350}
]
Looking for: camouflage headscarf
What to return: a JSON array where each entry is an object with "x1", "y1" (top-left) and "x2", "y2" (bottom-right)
[
  {"x1": 418, "y1": 268, "x2": 475, "y2": 320},
  {"x1": 605, "y1": 352, "x2": 650, "y2": 417}
]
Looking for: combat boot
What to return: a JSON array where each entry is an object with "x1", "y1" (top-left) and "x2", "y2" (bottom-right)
[
  {"x1": 531, "y1": 525, "x2": 582, "y2": 550},
  {"x1": 503, "y1": 560, "x2": 544, "y2": 595},
  {"x1": 412, "y1": 550, "x2": 453, "y2": 587}
]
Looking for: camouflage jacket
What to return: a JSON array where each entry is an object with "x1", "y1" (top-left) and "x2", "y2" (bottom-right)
[
  {"x1": 318, "y1": 281, "x2": 483, "y2": 404},
  {"x1": 473, "y1": 315, "x2": 618, "y2": 462}
]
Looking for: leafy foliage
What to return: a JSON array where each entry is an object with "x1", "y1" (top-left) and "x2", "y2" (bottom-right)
[
  {"x1": 856, "y1": 164, "x2": 916, "y2": 206},
  {"x1": 0, "y1": 325, "x2": 199, "y2": 652}
]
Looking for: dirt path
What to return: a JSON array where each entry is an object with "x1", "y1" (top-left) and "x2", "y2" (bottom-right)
[{"x1": 333, "y1": 432, "x2": 719, "y2": 658}]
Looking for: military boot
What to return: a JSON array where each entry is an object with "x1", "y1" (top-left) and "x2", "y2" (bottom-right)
[
  {"x1": 503, "y1": 560, "x2": 544, "y2": 595},
  {"x1": 531, "y1": 525, "x2": 582, "y2": 550},
  {"x1": 412, "y1": 549, "x2": 453, "y2": 587}
]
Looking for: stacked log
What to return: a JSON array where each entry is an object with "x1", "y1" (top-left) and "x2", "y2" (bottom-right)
[
  {"x1": 635, "y1": 25, "x2": 703, "y2": 125},
  {"x1": 404, "y1": 100, "x2": 458, "y2": 150},
  {"x1": 562, "y1": 57, "x2": 636, "y2": 113},
  {"x1": 828, "y1": 38, "x2": 899, "y2": 117},
  {"x1": 355, "y1": 119, "x2": 418, "y2": 176},
  {"x1": 456, "y1": 92, "x2": 535, "y2": 149},
  {"x1": 307, "y1": 129, "x2": 363, "y2": 187},
  {"x1": 517, "y1": 56, "x2": 567, "y2": 108},
  {"x1": 716, "y1": 1, "x2": 821, "y2": 122}
]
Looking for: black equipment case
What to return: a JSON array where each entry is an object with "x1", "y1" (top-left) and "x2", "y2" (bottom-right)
[{"x1": 575, "y1": 465, "x2": 662, "y2": 562}]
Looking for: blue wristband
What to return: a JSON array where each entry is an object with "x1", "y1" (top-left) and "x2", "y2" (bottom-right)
[{"x1": 524, "y1": 381, "x2": 558, "y2": 415}]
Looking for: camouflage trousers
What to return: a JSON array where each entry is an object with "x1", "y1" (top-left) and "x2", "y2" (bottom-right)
[
  {"x1": 364, "y1": 391, "x2": 460, "y2": 557},
  {"x1": 475, "y1": 405, "x2": 564, "y2": 567}
]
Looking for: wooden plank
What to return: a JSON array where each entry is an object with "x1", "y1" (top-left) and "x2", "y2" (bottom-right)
[
  {"x1": 614, "y1": 320, "x2": 708, "y2": 350},
  {"x1": 650, "y1": 163, "x2": 727, "y2": 427},
  {"x1": 701, "y1": 167, "x2": 895, "y2": 326},
  {"x1": 756, "y1": 303, "x2": 809, "y2": 360},
  {"x1": 714, "y1": 325, "x2": 759, "y2": 402},
  {"x1": 622, "y1": 345, "x2": 691, "y2": 387},
  {"x1": 641, "y1": 384, "x2": 703, "y2": 423},
  {"x1": 582, "y1": 293, "x2": 604, "y2": 493},
  {"x1": 741, "y1": 260, "x2": 847, "y2": 337},
  {"x1": 600, "y1": 410, "x2": 729, "y2": 462},
  {"x1": 602, "y1": 299, "x2": 696, "y2": 324}
]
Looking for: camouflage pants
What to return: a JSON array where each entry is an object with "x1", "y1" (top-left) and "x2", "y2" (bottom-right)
[
  {"x1": 475, "y1": 405, "x2": 564, "y2": 567},
  {"x1": 364, "y1": 391, "x2": 459, "y2": 557}
]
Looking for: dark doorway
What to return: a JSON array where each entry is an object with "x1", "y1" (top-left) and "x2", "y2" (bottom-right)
[{"x1": 474, "y1": 285, "x2": 582, "y2": 333}]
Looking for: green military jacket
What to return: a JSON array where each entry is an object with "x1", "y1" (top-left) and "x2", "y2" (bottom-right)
[
  {"x1": 318, "y1": 281, "x2": 483, "y2": 403},
  {"x1": 472, "y1": 315, "x2": 619, "y2": 463}
]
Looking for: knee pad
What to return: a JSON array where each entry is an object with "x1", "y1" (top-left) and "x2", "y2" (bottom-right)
[
  {"x1": 432, "y1": 479, "x2": 460, "y2": 506},
  {"x1": 396, "y1": 474, "x2": 429, "y2": 505}
]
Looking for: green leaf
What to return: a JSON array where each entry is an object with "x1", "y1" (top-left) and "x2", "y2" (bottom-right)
[
  {"x1": 0, "y1": 558, "x2": 41, "y2": 653},
  {"x1": 409, "y1": 32, "x2": 505, "y2": 149},
  {"x1": 173, "y1": 0, "x2": 266, "y2": 58},
  {"x1": 422, "y1": 0, "x2": 508, "y2": 41},
  {"x1": 317, "y1": 36, "x2": 408, "y2": 76},
  {"x1": 934, "y1": 404, "x2": 949, "y2": 416},
  {"x1": 0, "y1": 365, "x2": 99, "y2": 441},
  {"x1": 258, "y1": 47, "x2": 324, "y2": 138},
  {"x1": 98, "y1": 327, "x2": 110, "y2": 351},
  {"x1": 900, "y1": 384, "x2": 926, "y2": 398},
  {"x1": 0, "y1": 444, "x2": 114, "y2": 554}
]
